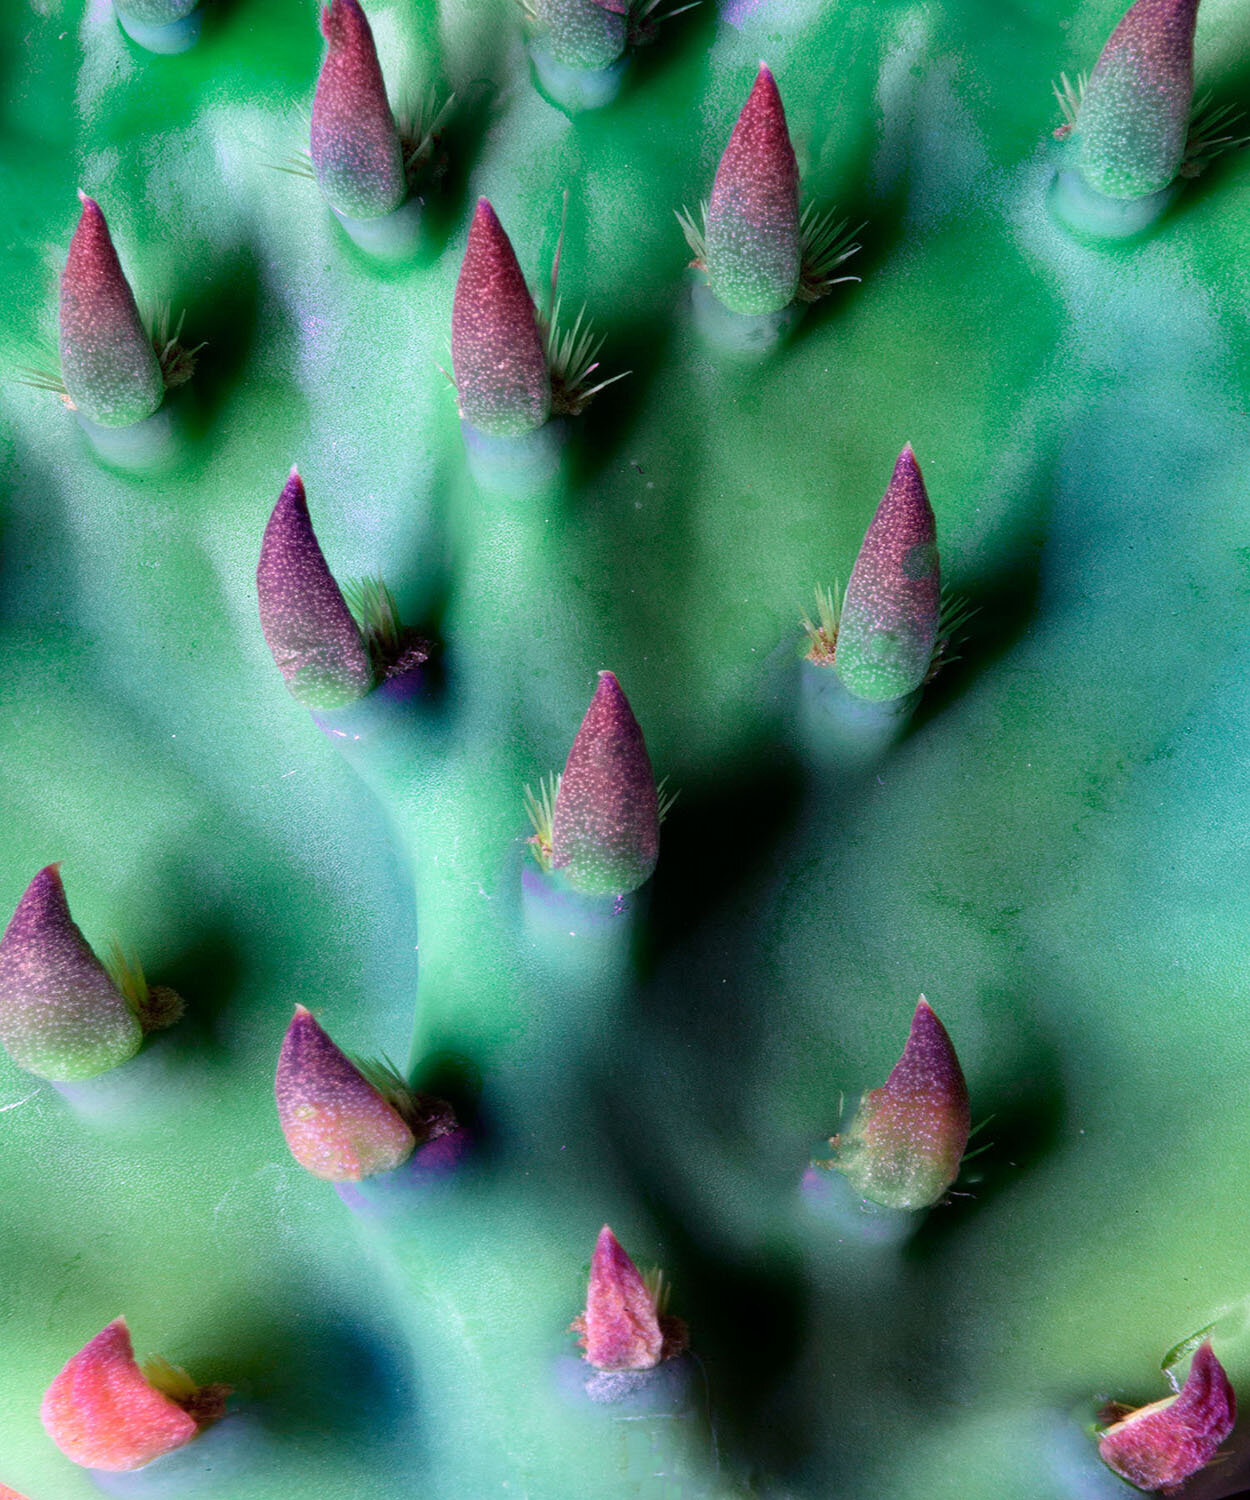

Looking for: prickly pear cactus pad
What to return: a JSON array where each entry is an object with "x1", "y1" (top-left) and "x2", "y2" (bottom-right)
[{"x1": 2, "y1": 1, "x2": 1250, "y2": 1498}]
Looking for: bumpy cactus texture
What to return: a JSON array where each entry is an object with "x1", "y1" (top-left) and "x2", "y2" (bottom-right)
[
  {"x1": 1075, "y1": 0, "x2": 1199, "y2": 199},
  {"x1": 58, "y1": 195, "x2": 163, "y2": 429},
  {"x1": 833, "y1": 445, "x2": 941, "y2": 702},
  {"x1": 0, "y1": 867, "x2": 142, "y2": 1082},
  {"x1": 530, "y1": 0, "x2": 629, "y2": 72},
  {"x1": 114, "y1": 0, "x2": 200, "y2": 25},
  {"x1": 40, "y1": 1320, "x2": 199, "y2": 1473},
  {"x1": 703, "y1": 64, "x2": 801, "y2": 315},
  {"x1": 310, "y1": 0, "x2": 407, "y2": 220},
  {"x1": 5, "y1": 3, "x2": 1250, "y2": 1500},
  {"x1": 1098, "y1": 1342, "x2": 1236, "y2": 1491}
]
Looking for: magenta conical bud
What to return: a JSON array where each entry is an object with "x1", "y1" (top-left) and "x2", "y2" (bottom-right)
[
  {"x1": 575, "y1": 1226, "x2": 664, "y2": 1370},
  {"x1": 310, "y1": 0, "x2": 407, "y2": 220},
  {"x1": 1076, "y1": 0, "x2": 1200, "y2": 199},
  {"x1": 833, "y1": 445, "x2": 941, "y2": 703},
  {"x1": 451, "y1": 199, "x2": 551, "y2": 439},
  {"x1": 275, "y1": 1007, "x2": 416, "y2": 1182},
  {"x1": 1099, "y1": 1342, "x2": 1235, "y2": 1491},
  {"x1": 703, "y1": 64, "x2": 800, "y2": 316},
  {"x1": 58, "y1": 195, "x2": 163, "y2": 430},
  {"x1": 550, "y1": 671, "x2": 660, "y2": 898},
  {"x1": 256, "y1": 468, "x2": 375, "y2": 711},
  {"x1": 833, "y1": 998, "x2": 970, "y2": 1211},
  {"x1": 0, "y1": 865, "x2": 141, "y2": 1082}
]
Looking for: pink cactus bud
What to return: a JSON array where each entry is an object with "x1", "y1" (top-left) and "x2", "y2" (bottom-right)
[
  {"x1": 833, "y1": 998, "x2": 970, "y2": 1211},
  {"x1": 575, "y1": 1226, "x2": 665, "y2": 1371},
  {"x1": 0, "y1": 1484, "x2": 30, "y2": 1499},
  {"x1": 451, "y1": 199, "x2": 551, "y2": 438},
  {"x1": 275, "y1": 1006, "x2": 416, "y2": 1182},
  {"x1": 1099, "y1": 1341, "x2": 1236, "y2": 1492},
  {"x1": 41, "y1": 1320, "x2": 201, "y2": 1472}
]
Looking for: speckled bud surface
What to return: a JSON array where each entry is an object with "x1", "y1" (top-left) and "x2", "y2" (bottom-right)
[
  {"x1": 704, "y1": 64, "x2": 800, "y2": 317},
  {"x1": 114, "y1": 0, "x2": 200, "y2": 25},
  {"x1": 550, "y1": 671, "x2": 659, "y2": 898},
  {"x1": 310, "y1": 0, "x2": 406, "y2": 221},
  {"x1": 451, "y1": 199, "x2": 551, "y2": 438},
  {"x1": 576, "y1": 1226, "x2": 664, "y2": 1371},
  {"x1": 58, "y1": 195, "x2": 163, "y2": 430},
  {"x1": 834, "y1": 445, "x2": 941, "y2": 703},
  {"x1": 1099, "y1": 1341, "x2": 1235, "y2": 1491},
  {"x1": 529, "y1": 0, "x2": 628, "y2": 72},
  {"x1": 256, "y1": 469, "x2": 375, "y2": 711},
  {"x1": 0, "y1": 866, "x2": 141, "y2": 1082},
  {"x1": 275, "y1": 1007, "x2": 416, "y2": 1182},
  {"x1": 833, "y1": 998, "x2": 970, "y2": 1212},
  {"x1": 40, "y1": 1319, "x2": 199, "y2": 1473},
  {"x1": 1075, "y1": 0, "x2": 1199, "y2": 199}
]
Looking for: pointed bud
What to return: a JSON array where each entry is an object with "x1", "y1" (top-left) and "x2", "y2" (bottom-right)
[
  {"x1": 256, "y1": 469, "x2": 375, "y2": 711},
  {"x1": 577, "y1": 1226, "x2": 664, "y2": 1370},
  {"x1": 550, "y1": 671, "x2": 660, "y2": 898},
  {"x1": 703, "y1": 65, "x2": 800, "y2": 316},
  {"x1": 451, "y1": 200, "x2": 551, "y2": 438},
  {"x1": 833, "y1": 445, "x2": 941, "y2": 703},
  {"x1": 58, "y1": 196, "x2": 163, "y2": 430},
  {"x1": 275, "y1": 1007, "x2": 416, "y2": 1181},
  {"x1": 1076, "y1": 0, "x2": 1199, "y2": 199},
  {"x1": 0, "y1": 866, "x2": 141, "y2": 1082},
  {"x1": 310, "y1": 0, "x2": 407, "y2": 220},
  {"x1": 1099, "y1": 1342, "x2": 1235, "y2": 1491},
  {"x1": 834, "y1": 999, "x2": 970, "y2": 1211},
  {"x1": 41, "y1": 1320, "x2": 201, "y2": 1472},
  {"x1": 529, "y1": 0, "x2": 628, "y2": 71}
]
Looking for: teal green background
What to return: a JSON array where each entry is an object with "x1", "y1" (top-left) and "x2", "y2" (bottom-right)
[{"x1": 2, "y1": 0, "x2": 1250, "y2": 1496}]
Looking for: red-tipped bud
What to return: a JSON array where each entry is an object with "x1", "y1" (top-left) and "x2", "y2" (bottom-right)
[
  {"x1": 833, "y1": 998, "x2": 970, "y2": 1211},
  {"x1": 576, "y1": 1227, "x2": 664, "y2": 1370},
  {"x1": 41, "y1": 1320, "x2": 202, "y2": 1472},
  {"x1": 275, "y1": 1007, "x2": 416, "y2": 1182},
  {"x1": 1099, "y1": 1342, "x2": 1236, "y2": 1492}
]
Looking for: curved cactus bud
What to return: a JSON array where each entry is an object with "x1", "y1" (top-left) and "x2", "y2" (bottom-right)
[
  {"x1": 550, "y1": 671, "x2": 660, "y2": 898},
  {"x1": 256, "y1": 468, "x2": 375, "y2": 711},
  {"x1": 41, "y1": 1319, "x2": 202, "y2": 1472},
  {"x1": 575, "y1": 1226, "x2": 664, "y2": 1370},
  {"x1": 833, "y1": 445, "x2": 941, "y2": 703},
  {"x1": 529, "y1": 0, "x2": 628, "y2": 72},
  {"x1": 310, "y1": 0, "x2": 407, "y2": 220},
  {"x1": 1075, "y1": 0, "x2": 1199, "y2": 199},
  {"x1": 833, "y1": 998, "x2": 970, "y2": 1211},
  {"x1": 58, "y1": 194, "x2": 163, "y2": 430},
  {"x1": 0, "y1": 866, "x2": 142, "y2": 1082},
  {"x1": 703, "y1": 64, "x2": 800, "y2": 316},
  {"x1": 114, "y1": 0, "x2": 198, "y2": 23},
  {"x1": 1099, "y1": 1341, "x2": 1235, "y2": 1491},
  {"x1": 275, "y1": 1007, "x2": 417, "y2": 1182},
  {"x1": 451, "y1": 199, "x2": 551, "y2": 438}
]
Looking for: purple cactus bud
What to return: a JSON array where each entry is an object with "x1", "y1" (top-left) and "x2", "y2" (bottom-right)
[
  {"x1": 529, "y1": 0, "x2": 628, "y2": 72},
  {"x1": 275, "y1": 1007, "x2": 416, "y2": 1182},
  {"x1": 256, "y1": 468, "x2": 375, "y2": 711},
  {"x1": 58, "y1": 194, "x2": 163, "y2": 430},
  {"x1": 703, "y1": 64, "x2": 800, "y2": 316},
  {"x1": 832, "y1": 998, "x2": 970, "y2": 1211},
  {"x1": 550, "y1": 671, "x2": 660, "y2": 898},
  {"x1": 0, "y1": 866, "x2": 142, "y2": 1082},
  {"x1": 1076, "y1": 0, "x2": 1199, "y2": 199},
  {"x1": 451, "y1": 199, "x2": 551, "y2": 439},
  {"x1": 1099, "y1": 1341, "x2": 1236, "y2": 1491},
  {"x1": 833, "y1": 445, "x2": 941, "y2": 703},
  {"x1": 310, "y1": 0, "x2": 407, "y2": 220}
]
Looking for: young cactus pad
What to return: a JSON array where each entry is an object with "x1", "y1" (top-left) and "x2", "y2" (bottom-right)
[
  {"x1": 529, "y1": 0, "x2": 628, "y2": 72},
  {"x1": 256, "y1": 468, "x2": 376, "y2": 711},
  {"x1": 40, "y1": 1319, "x2": 201, "y2": 1473},
  {"x1": 831, "y1": 998, "x2": 970, "y2": 1212},
  {"x1": 1073, "y1": 0, "x2": 1199, "y2": 199},
  {"x1": 310, "y1": 0, "x2": 407, "y2": 221},
  {"x1": 0, "y1": 866, "x2": 142, "y2": 1082},
  {"x1": 58, "y1": 194, "x2": 163, "y2": 429},
  {"x1": 451, "y1": 199, "x2": 552, "y2": 438},
  {"x1": 549, "y1": 671, "x2": 660, "y2": 898},
  {"x1": 574, "y1": 1226, "x2": 665, "y2": 1370},
  {"x1": 1098, "y1": 1341, "x2": 1236, "y2": 1491},
  {"x1": 833, "y1": 445, "x2": 941, "y2": 703},
  {"x1": 275, "y1": 1006, "x2": 417, "y2": 1182},
  {"x1": 703, "y1": 64, "x2": 801, "y2": 316}
]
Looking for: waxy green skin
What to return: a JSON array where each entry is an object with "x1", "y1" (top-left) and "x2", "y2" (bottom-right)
[{"x1": 529, "y1": 0, "x2": 627, "y2": 71}]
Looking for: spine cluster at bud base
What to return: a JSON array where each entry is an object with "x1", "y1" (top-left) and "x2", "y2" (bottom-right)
[
  {"x1": 530, "y1": 0, "x2": 628, "y2": 72},
  {"x1": 572, "y1": 1226, "x2": 687, "y2": 1370}
]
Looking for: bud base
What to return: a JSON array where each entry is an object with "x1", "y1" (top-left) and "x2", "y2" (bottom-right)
[
  {"x1": 333, "y1": 1126, "x2": 471, "y2": 1218},
  {"x1": 460, "y1": 417, "x2": 566, "y2": 496},
  {"x1": 1047, "y1": 166, "x2": 1179, "y2": 243},
  {"x1": 330, "y1": 195, "x2": 424, "y2": 261},
  {"x1": 112, "y1": 2, "x2": 201, "y2": 54},
  {"x1": 690, "y1": 278, "x2": 802, "y2": 357},
  {"x1": 797, "y1": 659, "x2": 920, "y2": 768},
  {"x1": 528, "y1": 43, "x2": 628, "y2": 112}
]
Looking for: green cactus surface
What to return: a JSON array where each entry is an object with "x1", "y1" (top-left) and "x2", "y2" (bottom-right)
[{"x1": 2, "y1": 2, "x2": 1250, "y2": 1499}]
